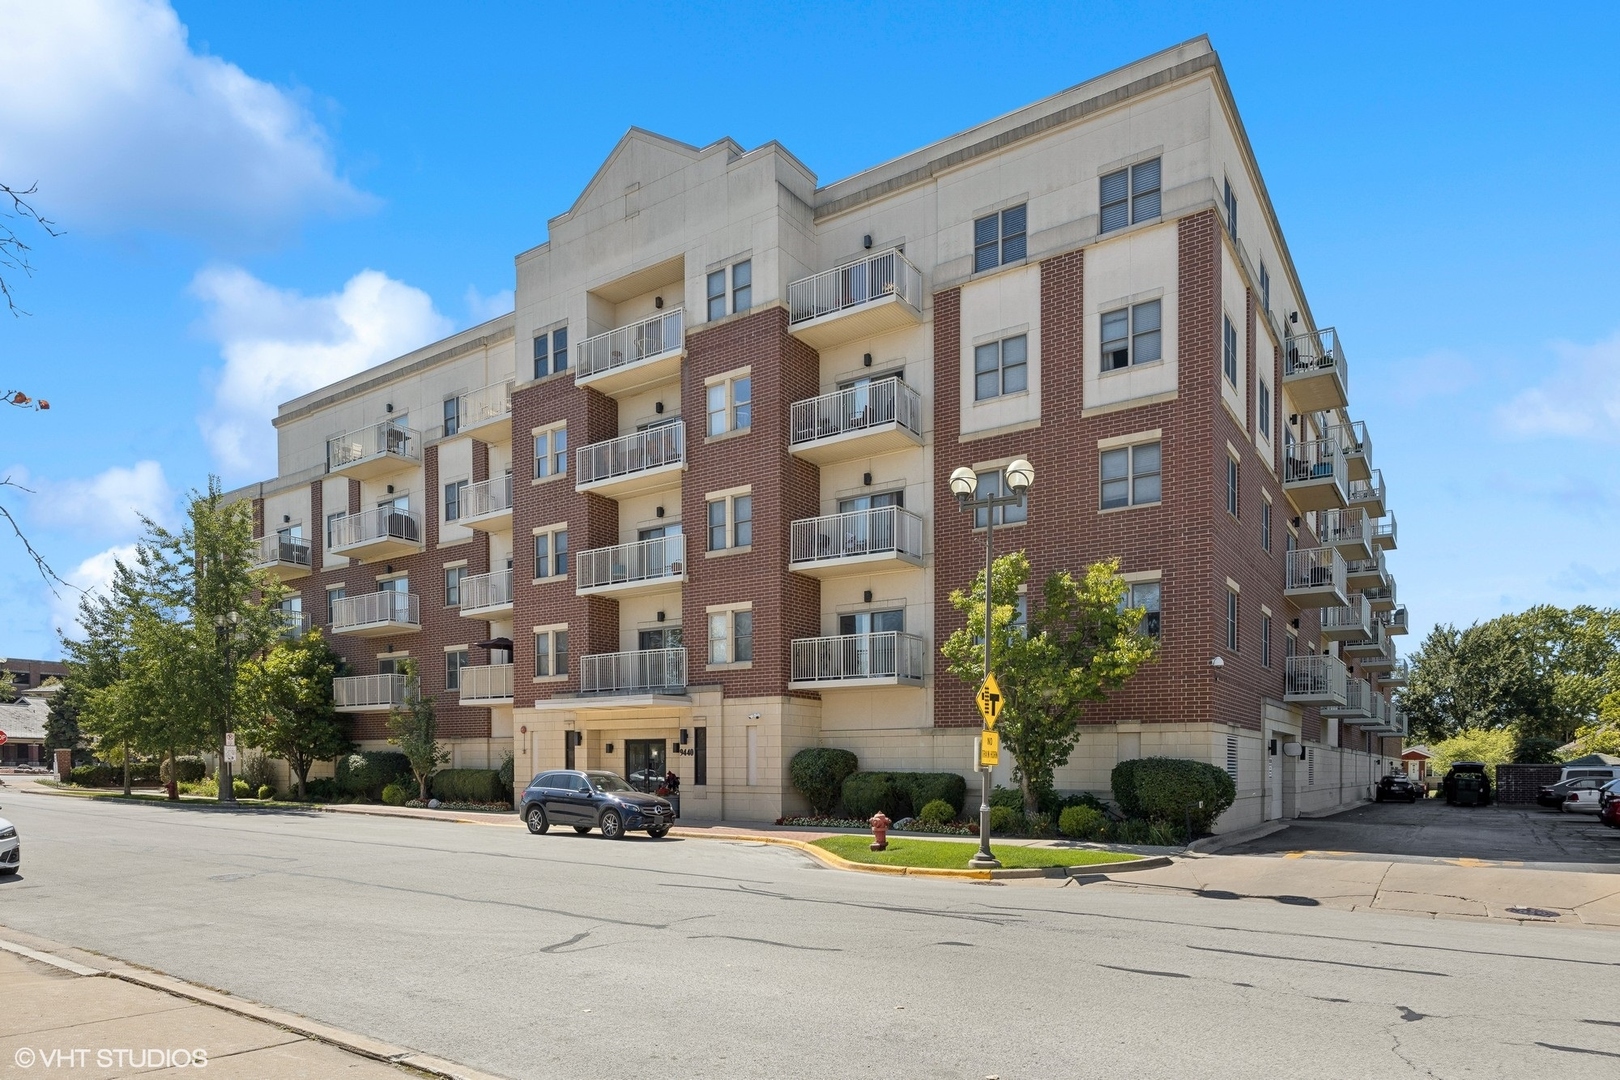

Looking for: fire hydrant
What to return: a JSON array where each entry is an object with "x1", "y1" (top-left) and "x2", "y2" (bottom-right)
[{"x1": 869, "y1": 811, "x2": 891, "y2": 851}]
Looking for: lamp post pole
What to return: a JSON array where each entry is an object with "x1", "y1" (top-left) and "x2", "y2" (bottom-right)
[{"x1": 215, "y1": 611, "x2": 239, "y2": 805}]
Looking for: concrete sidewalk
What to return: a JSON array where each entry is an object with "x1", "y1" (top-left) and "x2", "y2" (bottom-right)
[{"x1": 0, "y1": 930, "x2": 505, "y2": 1080}]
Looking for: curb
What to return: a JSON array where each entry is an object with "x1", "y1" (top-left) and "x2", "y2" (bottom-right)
[
  {"x1": 1186, "y1": 820, "x2": 1290, "y2": 855},
  {"x1": 698, "y1": 831, "x2": 1168, "y2": 880},
  {"x1": 0, "y1": 929, "x2": 510, "y2": 1080}
]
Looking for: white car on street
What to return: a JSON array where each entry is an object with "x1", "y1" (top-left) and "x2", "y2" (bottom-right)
[
  {"x1": 1561, "y1": 778, "x2": 1609, "y2": 814},
  {"x1": 0, "y1": 810, "x2": 17, "y2": 874}
]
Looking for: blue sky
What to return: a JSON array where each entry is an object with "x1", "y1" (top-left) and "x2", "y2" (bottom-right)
[{"x1": 2, "y1": 0, "x2": 1618, "y2": 660}]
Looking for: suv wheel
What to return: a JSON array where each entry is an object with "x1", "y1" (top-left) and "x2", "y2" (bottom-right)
[
  {"x1": 599, "y1": 809, "x2": 625, "y2": 839},
  {"x1": 525, "y1": 806, "x2": 549, "y2": 834}
]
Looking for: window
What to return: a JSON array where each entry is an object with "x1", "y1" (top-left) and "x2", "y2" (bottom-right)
[
  {"x1": 1226, "y1": 455, "x2": 1240, "y2": 518},
  {"x1": 378, "y1": 656, "x2": 399, "y2": 676},
  {"x1": 1223, "y1": 315, "x2": 1239, "y2": 386},
  {"x1": 973, "y1": 204, "x2": 1026, "y2": 272},
  {"x1": 973, "y1": 334, "x2": 1028, "y2": 400},
  {"x1": 707, "y1": 374, "x2": 752, "y2": 436},
  {"x1": 1261, "y1": 613, "x2": 1273, "y2": 668},
  {"x1": 708, "y1": 608, "x2": 754, "y2": 665},
  {"x1": 1100, "y1": 300, "x2": 1162, "y2": 371},
  {"x1": 442, "y1": 397, "x2": 459, "y2": 437},
  {"x1": 707, "y1": 493, "x2": 752, "y2": 550},
  {"x1": 1260, "y1": 497, "x2": 1272, "y2": 552},
  {"x1": 1260, "y1": 262, "x2": 1271, "y2": 313},
  {"x1": 534, "y1": 425, "x2": 567, "y2": 479},
  {"x1": 327, "y1": 511, "x2": 345, "y2": 548},
  {"x1": 1224, "y1": 177, "x2": 1238, "y2": 241},
  {"x1": 972, "y1": 468, "x2": 1028, "y2": 527},
  {"x1": 444, "y1": 479, "x2": 467, "y2": 521},
  {"x1": 1100, "y1": 441, "x2": 1161, "y2": 510},
  {"x1": 1258, "y1": 379, "x2": 1272, "y2": 439},
  {"x1": 445, "y1": 649, "x2": 468, "y2": 691},
  {"x1": 706, "y1": 269, "x2": 726, "y2": 321},
  {"x1": 444, "y1": 565, "x2": 466, "y2": 607},
  {"x1": 839, "y1": 609, "x2": 905, "y2": 635},
  {"x1": 326, "y1": 586, "x2": 346, "y2": 624},
  {"x1": 534, "y1": 528, "x2": 567, "y2": 579},
  {"x1": 731, "y1": 259, "x2": 752, "y2": 314},
  {"x1": 1285, "y1": 629, "x2": 1298, "y2": 659},
  {"x1": 1226, "y1": 589, "x2": 1239, "y2": 651},
  {"x1": 1099, "y1": 158, "x2": 1161, "y2": 232},
  {"x1": 1125, "y1": 582, "x2": 1161, "y2": 638},
  {"x1": 534, "y1": 629, "x2": 568, "y2": 678},
  {"x1": 693, "y1": 727, "x2": 707, "y2": 786},
  {"x1": 531, "y1": 327, "x2": 568, "y2": 379}
]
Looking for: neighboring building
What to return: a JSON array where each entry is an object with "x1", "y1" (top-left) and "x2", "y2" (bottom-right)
[
  {"x1": 2, "y1": 657, "x2": 67, "y2": 694},
  {"x1": 233, "y1": 37, "x2": 1409, "y2": 829},
  {"x1": 0, "y1": 683, "x2": 53, "y2": 766},
  {"x1": 1402, "y1": 745, "x2": 1433, "y2": 783}
]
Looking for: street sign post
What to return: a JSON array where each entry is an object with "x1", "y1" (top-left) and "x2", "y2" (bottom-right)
[
  {"x1": 223, "y1": 746, "x2": 237, "y2": 764},
  {"x1": 976, "y1": 672, "x2": 1003, "y2": 728}
]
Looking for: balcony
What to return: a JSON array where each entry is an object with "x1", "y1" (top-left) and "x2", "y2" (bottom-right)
[
  {"x1": 579, "y1": 648, "x2": 687, "y2": 696},
  {"x1": 1285, "y1": 547, "x2": 1348, "y2": 607},
  {"x1": 1345, "y1": 549, "x2": 1389, "y2": 591},
  {"x1": 576, "y1": 422, "x2": 685, "y2": 497},
  {"x1": 459, "y1": 568, "x2": 513, "y2": 619},
  {"x1": 789, "y1": 631, "x2": 926, "y2": 690},
  {"x1": 459, "y1": 664, "x2": 514, "y2": 706},
  {"x1": 277, "y1": 610, "x2": 312, "y2": 640},
  {"x1": 1321, "y1": 595, "x2": 1373, "y2": 642},
  {"x1": 454, "y1": 380, "x2": 512, "y2": 442},
  {"x1": 254, "y1": 533, "x2": 312, "y2": 580},
  {"x1": 1349, "y1": 469, "x2": 1386, "y2": 519},
  {"x1": 1332, "y1": 420, "x2": 1373, "y2": 482},
  {"x1": 1343, "y1": 621, "x2": 1387, "y2": 658},
  {"x1": 787, "y1": 248, "x2": 924, "y2": 350},
  {"x1": 330, "y1": 591, "x2": 421, "y2": 638},
  {"x1": 1378, "y1": 659, "x2": 1410, "y2": 688},
  {"x1": 1371, "y1": 514, "x2": 1398, "y2": 552},
  {"x1": 1316, "y1": 507, "x2": 1371, "y2": 562},
  {"x1": 334, "y1": 674, "x2": 409, "y2": 713},
  {"x1": 327, "y1": 420, "x2": 421, "y2": 480},
  {"x1": 328, "y1": 506, "x2": 424, "y2": 562},
  {"x1": 575, "y1": 309, "x2": 685, "y2": 396},
  {"x1": 577, "y1": 535, "x2": 686, "y2": 596},
  {"x1": 789, "y1": 507, "x2": 924, "y2": 578},
  {"x1": 1284, "y1": 654, "x2": 1348, "y2": 706},
  {"x1": 460, "y1": 474, "x2": 513, "y2": 531},
  {"x1": 789, "y1": 377, "x2": 924, "y2": 465},
  {"x1": 1323, "y1": 676, "x2": 1373, "y2": 719},
  {"x1": 1360, "y1": 640, "x2": 1397, "y2": 672},
  {"x1": 1383, "y1": 704, "x2": 1410, "y2": 738},
  {"x1": 1363, "y1": 576, "x2": 1397, "y2": 612},
  {"x1": 1283, "y1": 327, "x2": 1349, "y2": 412},
  {"x1": 1282, "y1": 436, "x2": 1348, "y2": 512},
  {"x1": 1377, "y1": 604, "x2": 1409, "y2": 636}
]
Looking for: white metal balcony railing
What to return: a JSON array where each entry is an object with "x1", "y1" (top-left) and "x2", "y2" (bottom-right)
[
  {"x1": 456, "y1": 380, "x2": 512, "y2": 434},
  {"x1": 1316, "y1": 507, "x2": 1369, "y2": 550},
  {"x1": 576, "y1": 421, "x2": 685, "y2": 486},
  {"x1": 1363, "y1": 576, "x2": 1398, "y2": 611},
  {"x1": 1349, "y1": 469, "x2": 1386, "y2": 508},
  {"x1": 1344, "y1": 620, "x2": 1387, "y2": 656},
  {"x1": 1333, "y1": 420, "x2": 1370, "y2": 459},
  {"x1": 460, "y1": 568, "x2": 513, "y2": 612},
  {"x1": 787, "y1": 248, "x2": 924, "y2": 326},
  {"x1": 1326, "y1": 675, "x2": 1371, "y2": 718},
  {"x1": 790, "y1": 507, "x2": 925, "y2": 567},
  {"x1": 255, "y1": 533, "x2": 312, "y2": 569},
  {"x1": 1377, "y1": 605, "x2": 1409, "y2": 635},
  {"x1": 334, "y1": 674, "x2": 409, "y2": 711},
  {"x1": 791, "y1": 632, "x2": 926, "y2": 684},
  {"x1": 459, "y1": 663, "x2": 514, "y2": 703},
  {"x1": 577, "y1": 534, "x2": 686, "y2": 592},
  {"x1": 1345, "y1": 548, "x2": 1388, "y2": 584},
  {"x1": 579, "y1": 648, "x2": 687, "y2": 696},
  {"x1": 462, "y1": 473, "x2": 513, "y2": 521},
  {"x1": 327, "y1": 420, "x2": 421, "y2": 471},
  {"x1": 1285, "y1": 546, "x2": 1347, "y2": 596},
  {"x1": 1372, "y1": 514, "x2": 1398, "y2": 550},
  {"x1": 330, "y1": 590, "x2": 421, "y2": 632},
  {"x1": 1285, "y1": 654, "x2": 1348, "y2": 702},
  {"x1": 1283, "y1": 436, "x2": 1345, "y2": 487},
  {"x1": 278, "y1": 610, "x2": 311, "y2": 639},
  {"x1": 1322, "y1": 596, "x2": 1373, "y2": 638},
  {"x1": 576, "y1": 309, "x2": 685, "y2": 380},
  {"x1": 790, "y1": 377, "x2": 924, "y2": 447},
  {"x1": 1284, "y1": 327, "x2": 1347, "y2": 382},
  {"x1": 329, "y1": 506, "x2": 423, "y2": 550},
  {"x1": 1381, "y1": 659, "x2": 1411, "y2": 686}
]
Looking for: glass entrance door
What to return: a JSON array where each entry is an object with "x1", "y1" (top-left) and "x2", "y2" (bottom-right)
[{"x1": 625, "y1": 739, "x2": 667, "y2": 793}]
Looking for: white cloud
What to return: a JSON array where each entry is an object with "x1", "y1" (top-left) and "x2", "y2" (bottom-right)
[
  {"x1": 194, "y1": 266, "x2": 452, "y2": 479},
  {"x1": 0, "y1": 0, "x2": 370, "y2": 241},
  {"x1": 30, "y1": 461, "x2": 175, "y2": 537},
  {"x1": 1498, "y1": 332, "x2": 1620, "y2": 441},
  {"x1": 49, "y1": 543, "x2": 137, "y2": 639},
  {"x1": 1386, "y1": 348, "x2": 1477, "y2": 404},
  {"x1": 465, "y1": 284, "x2": 515, "y2": 324}
]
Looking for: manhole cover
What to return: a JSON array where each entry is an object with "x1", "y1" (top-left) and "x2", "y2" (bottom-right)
[{"x1": 1506, "y1": 906, "x2": 1560, "y2": 919}]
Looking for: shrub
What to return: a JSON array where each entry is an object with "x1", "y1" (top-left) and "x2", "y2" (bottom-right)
[
  {"x1": 69, "y1": 763, "x2": 116, "y2": 787},
  {"x1": 1110, "y1": 757, "x2": 1236, "y2": 835},
  {"x1": 1110, "y1": 818, "x2": 1154, "y2": 844},
  {"x1": 336, "y1": 751, "x2": 414, "y2": 800},
  {"x1": 127, "y1": 760, "x2": 162, "y2": 784},
  {"x1": 988, "y1": 805, "x2": 1023, "y2": 834},
  {"x1": 181, "y1": 777, "x2": 218, "y2": 797},
  {"x1": 840, "y1": 772, "x2": 911, "y2": 820},
  {"x1": 302, "y1": 777, "x2": 339, "y2": 801},
  {"x1": 790, "y1": 748, "x2": 860, "y2": 815},
  {"x1": 918, "y1": 799, "x2": 955, "y2": 826},
  {"x1": 1025, "y1": 812, "x2": 1052, "y2": 836},
  {"x1": 380, "y1": 782, "x2": 410, "y2": 807},
  {"x1": 256, "y1": 784, "x2": 276, "y2": 800},
  {"x1": 232, "y1": 778, "x2": 250, "y2": 798},
  {"x1": 239, "y1": 751, "x2": 277, "y2": 792},
  {"x1": 990, "y1": 785, "x2": 1024, "y2": 811},
  {"x1": 430, "y1": 769, "x2": 505, "y2": 804},
  {"x1": 160, "y1": 757, "x2": 207, "y2": 784},
  {"x1": 1059, "y1": 805, "x2": 1106, "y2": 840},
  {"x1": 893, "y1": 773, "x2": 968, "y2": 818},
  {"x1": 1147, "y1": 821, "x2": 1186, "y2": 847},
  {"x1": 497, "y1": 751, "x2": 515, "y2": 796}
]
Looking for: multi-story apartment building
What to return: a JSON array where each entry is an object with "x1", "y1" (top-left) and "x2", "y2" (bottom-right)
[{"x1": 234, "y1": 38, "x2": 1410, "y2": 830}]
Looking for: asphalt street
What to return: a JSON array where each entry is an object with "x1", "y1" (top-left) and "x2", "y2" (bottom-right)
[{"x1": 2, "y1": 791, "x2": 1618, "y2": 1080}]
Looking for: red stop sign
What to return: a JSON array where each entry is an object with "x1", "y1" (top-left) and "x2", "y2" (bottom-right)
[{"x1": 0, "y1": 731, "x2": 8, "y2": 746}]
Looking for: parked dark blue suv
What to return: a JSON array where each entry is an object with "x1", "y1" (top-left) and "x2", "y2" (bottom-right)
[{"x1": 519, "y1": 770, "x2": 675, "y2": 839}]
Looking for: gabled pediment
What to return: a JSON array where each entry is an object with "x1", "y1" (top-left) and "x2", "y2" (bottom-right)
[{"x1": 554, "y1": 128, "x2": 744, "y2": 228}]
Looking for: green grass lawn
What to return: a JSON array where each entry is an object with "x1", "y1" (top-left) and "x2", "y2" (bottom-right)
[{"x1": 814, "y1": 835, "x2": 1142, "y2": 870}]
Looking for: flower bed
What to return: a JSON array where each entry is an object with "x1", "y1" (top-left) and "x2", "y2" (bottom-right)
[
  {"x1": 404, "y1": 799, "x2": 513, "y2": 813},
  {"x1": 776, "y1": 815, "x2": 871, "y2": 829}
]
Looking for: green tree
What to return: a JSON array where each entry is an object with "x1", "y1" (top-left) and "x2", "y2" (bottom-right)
[
  {"x1": 43, "y1": 679, "x2": 86, "y2": 765},
  {"x1": 1427, "y1": 728, "x2": 1516, "y2": 781},
  {"x1": 240, "y1": 632, "x2": 352, "y2": 799},
  {"x1": 1567, "y1": 691, "x2": 1620, "y2": 757},
  {"x1": 386, "y1": 659, "x2": 447, "y2": 802},
  {"x1": 941, "y1": 553, "x2": 1157, "y2": 815}
]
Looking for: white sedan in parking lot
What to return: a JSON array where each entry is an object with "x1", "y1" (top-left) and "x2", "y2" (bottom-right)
[{"x1": 1561, "y1": 778, "x2": 1609, "y2": 813}]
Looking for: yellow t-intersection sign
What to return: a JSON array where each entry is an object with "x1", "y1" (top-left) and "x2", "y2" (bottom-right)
[{"x1": 976, "y1": 672, "x2": 1003, "y2": 728}]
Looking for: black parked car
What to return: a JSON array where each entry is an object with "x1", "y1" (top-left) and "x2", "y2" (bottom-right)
[
  {"x1": 1442, "y1": 762, "x2": 1492, "y2": 806},
  {"x1": 519, "y1": 770, "x2": 675, "y2": 839},
  {"x1": 1538, "y1": 779, "x2": 1581, "y2": 808},
  {"x1": 1375, "y1": 774, "x2": 1422, "y2": 803}
]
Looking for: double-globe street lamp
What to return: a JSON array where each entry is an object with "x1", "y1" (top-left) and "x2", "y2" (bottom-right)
[{"x1": 949, "y1": 457, "x2": 1034, "y2": 870}]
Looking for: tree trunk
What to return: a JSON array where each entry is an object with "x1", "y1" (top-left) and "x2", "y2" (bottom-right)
[
  {"x1": 1021, "y1": 774, "x2": 1040, "y2": 818},
  {"x1": 122, "y1": 742, "x2": 131, "y2": 797},
  {"x1": 166, "y1": 746, "x2": 178, "y2": 801},
  {"x1": 294, "y1": 757, "x2": 307, "y2": 800},
  {"x1": 418, "y1": 770, "x2": 429, "y2": 804}
]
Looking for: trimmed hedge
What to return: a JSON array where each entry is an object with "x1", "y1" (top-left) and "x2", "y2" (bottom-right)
[
  {"x1": 336, "y1": 751, "x2": 413, "y2": 800},
  {"x1": 430, "y1": 769, "x2": 506, "y2": 804},
  {"x1": 789, "y1": 748, "x2": 859, "y2": 816},
  {"x1": 160, "y1": 757, "x2": 206, "y2": 784},
  {"x1": 303, "y1": 778, "x2": 340, "y2": 801},
  {"x1": 918, "y1": 799, "x2": 955, "y2": 826},
  {"x1": 992, "y1": 785, "x2": 1105, "y2": 816},
  {"x1": 840, "y1": 771, "x2": 969, "y2": 820},
  {"x1": 1111, "y1": 757, "x2": 1235, "y2": 835},
  {"x1": 69, "y1": 763, "x2": 116, "y2": 787}
]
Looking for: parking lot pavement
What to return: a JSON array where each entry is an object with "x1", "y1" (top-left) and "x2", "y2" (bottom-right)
[{"x1": 1222, "y1": 797, "x2": 1620, "y2": 869}]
